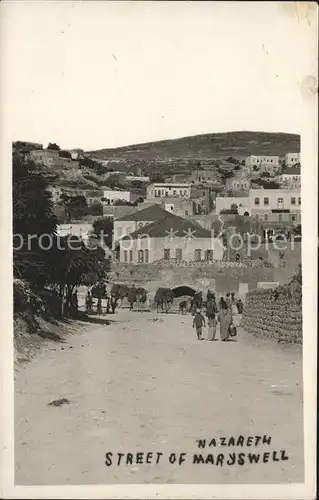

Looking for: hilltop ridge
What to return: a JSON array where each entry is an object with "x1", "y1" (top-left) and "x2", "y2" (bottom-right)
[{"x1": 87, "y1": 131, "x2": 300, "y2": 162}]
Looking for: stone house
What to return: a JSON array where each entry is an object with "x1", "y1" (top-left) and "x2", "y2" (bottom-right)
[
  {"x1": 113, "y1": 204, "x2": 173, "y2": 247},
  {"x1": 119, "y1": 213, "x2": 224, "y2": 264}
]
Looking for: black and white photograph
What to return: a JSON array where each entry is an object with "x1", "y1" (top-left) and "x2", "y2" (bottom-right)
[{"x1": 1, "y1": 1, "x2": 317, "y2": 499}]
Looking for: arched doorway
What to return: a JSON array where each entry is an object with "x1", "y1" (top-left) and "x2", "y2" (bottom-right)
[{"x1": 171, "y1": 285, "x2": 196, "y2": 298}]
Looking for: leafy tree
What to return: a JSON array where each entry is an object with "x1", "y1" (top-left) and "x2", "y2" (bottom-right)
[
  {"x1": 230, "y1": 203, "x2": 239, "y2": 214},
  {"x1": 13, "y1": 156, "x2": 110, "y2": 316},
  {"x1": 61, "y1": 195, "x2": 89, "y2": 221},
  {"x1": 47, "y1": 143, "x2": 60, "y2": 151},
  {"x1": 58, "y1": 150, "x2": 72, "y2": 159},
  {"x1": 13, "y1": 157, "x2": 58, "y2": 288},
  {"x1": 88, "y1": 202, "x2": 103, "y2": 216},
  {"x1": 92, "y1": 217, "x2": 114, "y2": 250},
  {"x1": 217, "y1": 166, "x2": 234, "y2": 181},
  {"x1": 113, "y1": 199, "x2": 133, "y2": 206},
  {"x1": 48, "y1": 236, "x2": 110, "y2": 309},
  {"x1": 220, "y1": 204, "x2": 238, "y2": 215}
]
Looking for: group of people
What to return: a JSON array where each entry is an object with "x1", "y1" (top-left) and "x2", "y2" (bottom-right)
[{"x1": 192, "y1": 289, "x2": 243, "y2": 342}]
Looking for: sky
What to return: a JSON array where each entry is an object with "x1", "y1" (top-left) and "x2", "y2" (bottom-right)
[{"x1": 1, "y1": 1, "x2": 317, "y2": 151}]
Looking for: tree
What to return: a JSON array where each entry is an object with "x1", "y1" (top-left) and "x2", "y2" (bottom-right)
[
  {"x1": 217, "y1": 166, "x2": 234, "y2": 181},
  {"x1": 88, "y1": 202, "x2": 103, "y2": 216},
  {"x1": 13, "y1": 157, "x2": 58, "y2": 288},
  {"x1": 61, "y1": 195, "x2": 89, "y2": 221},
  {"x1": 47, "y1": 143, "x2": 60, "y2": 151},
  {"x1": 113, "y1": 199, "x2": 133, "y2": 206},
  {"x1": 230, "y1": 203, "x2": 239, "y2": 214},
  {"x1": 12, "y1": 156, "x2": 110, "y2": 316},
  {"x1": 220, "y1": 204, "x2": 238, "y2": 215},
  {"x1": 58, "y1": 150, "x2": 72, "y2": 159},
  {"x1": 48, "y1": 236, "x2": 110, "y2": 311},
  {"x1": 92, "y1": 217, "x2": 114, "y2": 250}
]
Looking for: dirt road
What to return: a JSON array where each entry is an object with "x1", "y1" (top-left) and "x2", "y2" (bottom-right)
[{"x1": 15, "y1": 309, "x2": 303, "y2": 485}]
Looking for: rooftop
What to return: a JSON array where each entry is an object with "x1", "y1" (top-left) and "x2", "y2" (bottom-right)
[
  {"x1": 280, "y1": 165, "x2": 301, "y2": 175},
  {"x1": 124, "y1": 212, "x2": 212, "y2": 239},
  {"x1": 116, "y1": 203, "x2": 172, "y2": 222}
]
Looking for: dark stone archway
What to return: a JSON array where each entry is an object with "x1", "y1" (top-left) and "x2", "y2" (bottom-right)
[{"x1": 171, "y1": 285, "x2": 196, "y2": 298}]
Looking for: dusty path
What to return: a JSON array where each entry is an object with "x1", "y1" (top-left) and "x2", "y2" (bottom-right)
[{"x1": 15, "y1": 309, "x2": 303, "y2": 485}]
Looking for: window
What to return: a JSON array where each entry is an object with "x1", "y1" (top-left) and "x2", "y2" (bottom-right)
[
  {"x1": 173, "y1": 190, "x2": 176, "y2": 196},
  {"x1": 176, "y1": 248, "x2": 182, "y2": 261},
  {"x1": 123, "y1": 250, "x2": 128, "y2": 262},
  {"x1": 180, "y1": 190, "x2": 183, "y2": 195},
  {"x1": 205, "y1": 249, "x2": 213, "y2": 261},
  {"x1": 298, "y1": 197, "x2": 301, "y2": 205},
  {"x1": 264, "y1": 197, "x2": 269, "y2": 205},
  {"x1": 291, "y1": 214, "x2": 297, "y2": 222},
  {"x1": 291, "y1": 197, "x2": 296, "y2": 205},
  {"x1": 164, "y1": 249, "x2": 170, "y2": 260},
  {"x1": 277, "y1": 197, "x2": 284, "y2": 208},
  {"x1": 254, "y1": 197, "x2": 260, "y2": 205},
  {"x1": 278, "y1": 213, "x2": 283, "y2": 222},
  {"x1": 144, "y1": 249, "x2": 149, "y2": 263},
  {"x1": 264, "y1": 214, "x2": 268, "y2": 221},
  {"x1": 185, "y1": 210, "x2": 189, "y2": 215},
  {"x1": 129, "y1": 250, "x2": 133, "y2": 263},
  {"x1": 203, "y1": 191, "x2": 205, "y2": 196},
  {"x1": 138, "y1": 250, "x2": 144, "y2": 263},
  {"x1": 195, "y1": 249, "x2": 202, "y2": 261}
]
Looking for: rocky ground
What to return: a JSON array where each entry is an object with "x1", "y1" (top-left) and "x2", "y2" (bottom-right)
[{"x1": 15, "y1": 307, "x2": 303, "y2": 485}]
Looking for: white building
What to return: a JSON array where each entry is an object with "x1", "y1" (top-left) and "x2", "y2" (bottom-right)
[
  {"x1": 57, "y1": 223, "x2": 93, "y2": 242},
  {"x1": 249, "y1": 188, "x2": 301, "y2": 224},
  {"x1": 126, "y1": 175, "x2": 150, "y2": 183},
  {"x1": 285, "y1": 152, "x2": 300, "y2": 167},
  {"x1": 147, "y1": 183, "x2": 191, "y2": 200},
  {"x1": 245, "y1": 155, "x2": 280, "y2": 174},
  {"x1": 119, "y1": 213, "x2": 224, "y2": 264},
  {"x1": 278, "y1": 166, "x2": 301, "y2": 188},
  {"x1": 102, "y1": 189, "x2": 133, "y2": 204}
]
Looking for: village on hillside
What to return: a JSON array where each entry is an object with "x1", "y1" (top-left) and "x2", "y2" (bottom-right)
[{"x1": 13, "y1": 134, "x2": 304, "y2": 486}]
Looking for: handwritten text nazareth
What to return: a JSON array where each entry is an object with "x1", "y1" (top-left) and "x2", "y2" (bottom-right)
[{"x1": 196, "y1": 435, "x2": 271, "y2": 448}]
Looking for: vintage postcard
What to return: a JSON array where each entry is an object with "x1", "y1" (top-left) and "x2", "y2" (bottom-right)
[{"x1": 1, "y1": 1, "x2": 318, "y2": 499}]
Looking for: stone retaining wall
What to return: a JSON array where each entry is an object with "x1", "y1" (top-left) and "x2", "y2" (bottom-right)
[{"x1": 240, "y1": 285, "x2": 302, "y2": 344}]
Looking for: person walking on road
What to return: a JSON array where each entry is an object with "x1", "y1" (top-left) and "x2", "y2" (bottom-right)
[
  {"x1": 193, "y1": 308, "x2": 206, "y2": 340},
  {"x1": 86, "y1": 291, "x2": 93, "y2": 314},
  {"x1": 206, "y1": 298, "x2": 218, "y2": 341},
  {"x1": 207, "y1": 315, "x2": 218, "y2": 340},
  {"x1": 97, "y1": 296, "x2": 102, "y2": 315},
  {"x1": 218, "y1": 297, "x2": 232, "y2": 341}
]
